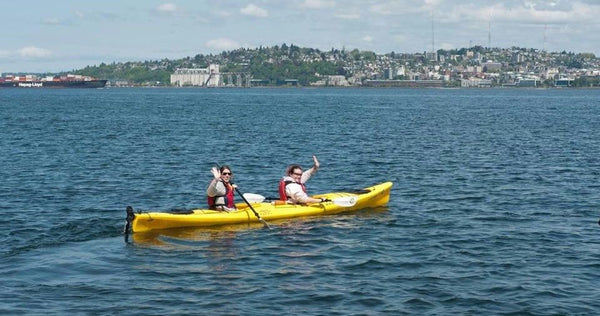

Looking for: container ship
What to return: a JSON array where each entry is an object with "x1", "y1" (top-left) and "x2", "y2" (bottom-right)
[{"x1": 0, "y1": 74, "x2": 107, "y2": 88}]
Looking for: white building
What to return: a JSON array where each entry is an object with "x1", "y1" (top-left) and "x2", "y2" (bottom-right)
[
  {"x1": 544, "y1": 68, "x2": 559, "y2": 80},
  {"x1": 461, "y1": 78, "x2": 492, "y2": 88},
  {"x1": 170, "y1": 64, "x2": 220, "y2": 87},
  {"x1": 396, "y1": 66, "x2": 406, "y2": 77},
  {"x1": 326, "y1": 75, "x2": 349, "y2": 86}
]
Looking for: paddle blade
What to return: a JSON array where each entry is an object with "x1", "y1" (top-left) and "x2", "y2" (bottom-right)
[
  {"x1": 242, "y1": 193, "x2": 266, "y2": 203},
  {"x1": 259, "y1": 218, "x2": 272, "y2": 229},
  {"x1": 331, "y1": 196, "x2": 357, "y2": 207}
]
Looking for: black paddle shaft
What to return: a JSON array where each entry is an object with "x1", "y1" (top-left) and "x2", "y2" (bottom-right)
[{"x1": 235, "y1": 187, "x2": 271, "y2": 229}]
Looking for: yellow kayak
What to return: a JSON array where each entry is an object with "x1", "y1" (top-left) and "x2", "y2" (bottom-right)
[{"x1": 126, "y1": 181, "x2": 392, "y2": 233}]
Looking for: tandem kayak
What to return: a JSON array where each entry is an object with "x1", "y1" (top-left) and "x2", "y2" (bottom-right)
[{"x1": 125, "y1": 182, "x2": 392, "y2": 233}]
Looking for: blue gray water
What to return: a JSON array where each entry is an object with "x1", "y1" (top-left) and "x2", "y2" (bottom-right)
[{"x1": 1, "y1": 87, "x2": 599, "y2": 315}]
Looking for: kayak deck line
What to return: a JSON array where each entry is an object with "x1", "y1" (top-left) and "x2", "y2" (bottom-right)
[{"x1": 124, "y1": 181, "x2": 392, "y2": 234}]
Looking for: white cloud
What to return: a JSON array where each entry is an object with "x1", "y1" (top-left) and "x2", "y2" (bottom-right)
[
  {"x1": 335, "y1": 13, "x2": 360, "y2": 20},
  {"x1": 19, "y1": 46, "x2": 51, "y2": 58},
  {"x1": 42, "y1": 17, "x2": 60, "y2": 25},
  {"x1": 74, "y1": 11, "x2": 84, "y2": 19},
  {"x1": 240, "y1": 4, "x2": 268, "y2": 17},
  {"x1": 362, "y1": 35, "x2": 373, "y2": 42},
  {"x1": 157, "y1": 3, "x2": 177, "y2": 14},
  {"x1": 301, "y1": 0, "x2": 336, "y2": 9},
  {"x1": 445, "y1": 2, "x2": 600, "y2": 24},
  {"x1": 369, "y1": 4, "x2": 393, "y2": 15},
  {"x1": 213, "y1": 9, "x2": 233, "y2": 17},
  {"x1": 206, "y1": 38, "x2": 241, "y2": 51}
]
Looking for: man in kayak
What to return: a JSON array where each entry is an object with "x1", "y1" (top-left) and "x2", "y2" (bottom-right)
[
  {"x1": 207, "y1": 165, "x2": 237, "y2": 212},
  {"x1": 279, "y1": 155, "x2": 326, "y2": 204}
]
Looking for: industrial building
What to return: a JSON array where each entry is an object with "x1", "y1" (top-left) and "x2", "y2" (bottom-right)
[{"x1": 170, "y1": 64, "x2": 220, "y2": 87}]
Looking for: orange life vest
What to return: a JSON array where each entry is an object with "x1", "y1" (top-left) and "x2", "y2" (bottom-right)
[{"x1": 278, "y1": 179, "x2": 307, "y2": 201}]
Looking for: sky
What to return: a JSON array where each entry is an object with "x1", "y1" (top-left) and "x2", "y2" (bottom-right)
[{"x1": 1, "y1": 0, "x2": 599, "y2": 73}]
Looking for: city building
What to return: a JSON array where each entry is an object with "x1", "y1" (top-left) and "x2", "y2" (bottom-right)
[{"x1": 555, "y1": 78, "x2": 574, "y2": 87}]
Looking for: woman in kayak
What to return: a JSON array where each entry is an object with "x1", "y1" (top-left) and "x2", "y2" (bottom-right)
[
  {"x1": 207, "y1": 165, "x2": 237, "y2": 212},
  {"x1": 279, "y1": 155, "x2": 326, "y2": 204}
]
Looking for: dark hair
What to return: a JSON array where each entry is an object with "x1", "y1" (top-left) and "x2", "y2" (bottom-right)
[
  {"x1": 287, "y1": 164, "x2": 302, "y2": 175},
  {"x1": 220, "y1": 165, "x2": 232, "y2": 173}
]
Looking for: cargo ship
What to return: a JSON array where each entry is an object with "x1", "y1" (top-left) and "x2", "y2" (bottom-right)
[{"x1": 0, "y1": 74, "x2": 107, "y2": 88}]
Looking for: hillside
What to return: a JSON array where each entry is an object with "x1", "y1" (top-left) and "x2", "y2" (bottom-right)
[{"x1": 71, "y1": 44, "x2": 600, "y2": 87}]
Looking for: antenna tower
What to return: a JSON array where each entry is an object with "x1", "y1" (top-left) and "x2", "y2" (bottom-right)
[
  {"x1": 543, "y1": 24, "x2": 547, "y2": 51},
  {"x1": 431, "y1": 11, "x2": 435, "y2": 53},
  {"x1": 488, "y1": 21, "x2": 491, "y2": 47}
]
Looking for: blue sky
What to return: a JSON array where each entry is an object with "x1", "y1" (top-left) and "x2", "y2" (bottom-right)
[{"x1": 2, "y1": 0, "x2": 599, "y2": 73}]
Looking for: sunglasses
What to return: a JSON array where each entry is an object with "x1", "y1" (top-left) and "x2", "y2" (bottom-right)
[
  {"x1": 292, "y1": 172, "x2": 302, "y2": 176},
  {"x1": 222, "y1": 172, "x2": 232, "y2": 176}
]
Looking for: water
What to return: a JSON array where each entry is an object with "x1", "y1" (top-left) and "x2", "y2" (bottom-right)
[{"x1": 1, "y1": 87, "x2": 599, "y2": 315}]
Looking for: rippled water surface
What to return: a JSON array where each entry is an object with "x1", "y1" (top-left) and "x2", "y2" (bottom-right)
[{"x1": 1, "y1": 88, "x2": 599, "y2": 315}]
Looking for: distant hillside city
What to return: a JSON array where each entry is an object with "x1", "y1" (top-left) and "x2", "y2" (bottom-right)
[{"x1": 65, "y1": 44, "x2": 600, "y2": 88}]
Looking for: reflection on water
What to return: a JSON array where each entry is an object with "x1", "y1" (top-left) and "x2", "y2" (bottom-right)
[{"x1": 129, "y1": 222, "x2": 264, "y2": 246}]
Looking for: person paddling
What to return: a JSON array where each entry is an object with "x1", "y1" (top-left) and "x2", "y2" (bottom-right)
[
  {"x1": 207, "y1": 165, "x2": 237, "y2": 212},
  {"x1": 279, "y1": 155, "x2": 325, "y2": 204}
]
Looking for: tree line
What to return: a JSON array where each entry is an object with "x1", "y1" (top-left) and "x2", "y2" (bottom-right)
[{"x1": 74, "y1": 45, "x2": 350, "y2": 85}]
